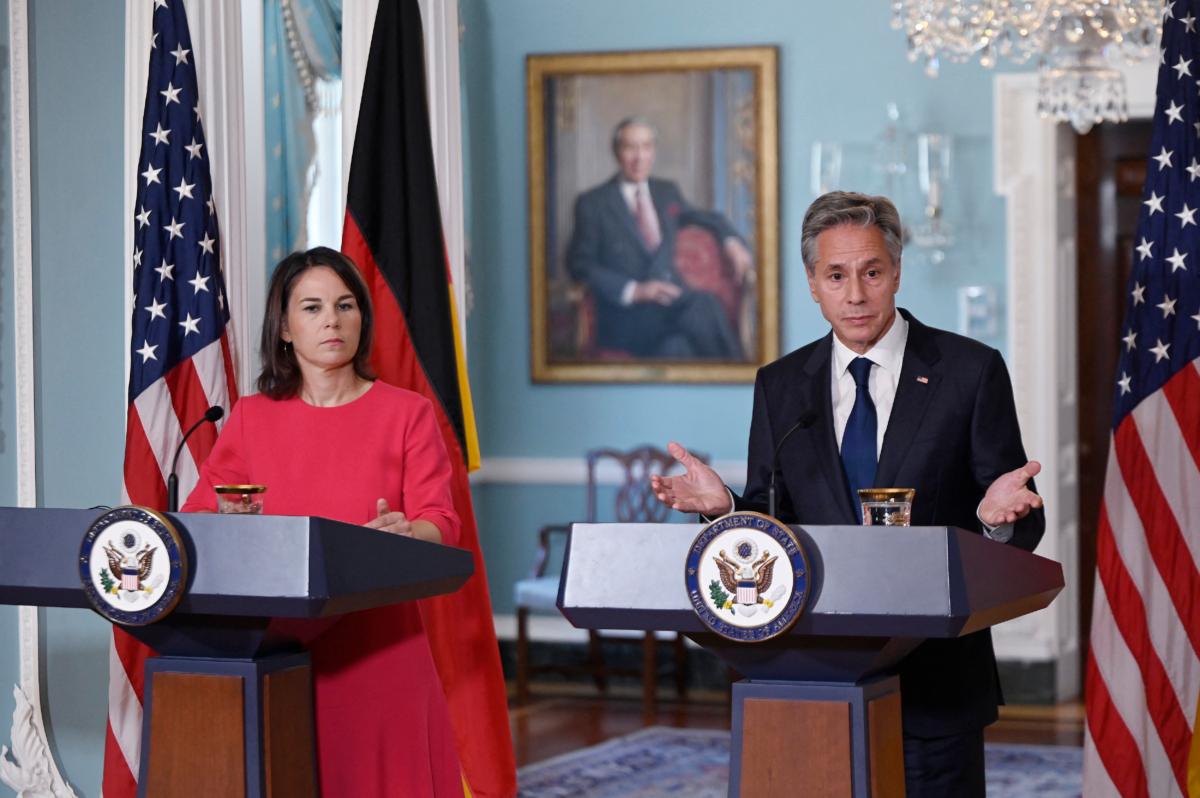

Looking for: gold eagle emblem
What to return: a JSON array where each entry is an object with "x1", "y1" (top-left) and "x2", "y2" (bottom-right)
[{"x1": 713, "y1": 549, "x2": 776, "y2": 604}]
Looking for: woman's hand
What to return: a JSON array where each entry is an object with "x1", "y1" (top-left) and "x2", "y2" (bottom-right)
[{"x1": 365, "y1": 498, "x2": 443, "y2": 543}]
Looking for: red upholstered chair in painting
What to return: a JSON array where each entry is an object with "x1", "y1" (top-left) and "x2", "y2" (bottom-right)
[
  {"x1": 573, "y1": 223, "x2": 747, "y2": 359},
  {"x1": 513, "y1": 445, "x2": 704, "y2": 710}
]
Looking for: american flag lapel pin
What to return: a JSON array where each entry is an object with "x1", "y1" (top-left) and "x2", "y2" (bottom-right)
[{"x1": 916, "y1": 376, "x2": 929, "y2": 384}]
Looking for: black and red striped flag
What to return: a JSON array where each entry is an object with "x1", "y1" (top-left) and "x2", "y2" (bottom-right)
[{"x1": 341, "y1": 2, "x2": 516, "y2": 796}]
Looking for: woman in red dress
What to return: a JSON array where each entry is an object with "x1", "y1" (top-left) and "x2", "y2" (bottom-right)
[{"x1": 184, "y1": 247, "x2": 464, "y2": 796}]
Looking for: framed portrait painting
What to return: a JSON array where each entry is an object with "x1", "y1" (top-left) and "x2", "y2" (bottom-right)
[{"x1": 528, "y1": 46, "x2": 779, "y2": 383}]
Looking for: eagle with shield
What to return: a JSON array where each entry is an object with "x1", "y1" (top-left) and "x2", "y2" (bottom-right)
[{"x1": 714, "y1": 537, "x2": 777, "y2": 606}]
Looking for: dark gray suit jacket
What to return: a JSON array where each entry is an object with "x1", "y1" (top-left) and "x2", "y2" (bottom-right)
[
  {"x1": 566, "y1": 176, "x2": 739, "y2": 353},
  {"x1": 734, "y1": 309, "x2": 1045, "y2": 736}
]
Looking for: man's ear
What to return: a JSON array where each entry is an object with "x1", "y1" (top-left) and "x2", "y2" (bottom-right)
[{"x1": 806, "y1": 270, "x2": 819, "y2": 303}]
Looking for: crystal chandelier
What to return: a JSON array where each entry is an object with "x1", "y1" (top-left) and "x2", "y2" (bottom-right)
[{"x1": 891, "y1": 1, "x2": 1163, "y2": 134}]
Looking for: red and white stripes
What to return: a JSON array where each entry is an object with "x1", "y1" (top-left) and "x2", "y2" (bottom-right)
[
  {"x1": 1084, "y1": 358, "x2": 1200, "y2": 797},
  {"x1": 106, "y1": 336, "x2": 237, "y2": 795}
]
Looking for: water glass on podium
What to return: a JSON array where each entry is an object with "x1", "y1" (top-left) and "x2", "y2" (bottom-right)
[
  {"x1": 214, "y1": 484, "x2": 267, "y2": 514},
  {"x1": 857, "y1": 488, "x2": 915, "y2": 526}
]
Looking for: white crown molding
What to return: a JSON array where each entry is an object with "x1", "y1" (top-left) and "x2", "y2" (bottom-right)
[
  {"x1": 470, "y1": 457, "x2": 747, "y2": 489},
  {"x1": 3, "y1": 0, "x2": 74, "y2": 792},
  {"x1": 993, "y1": 72, "x2": 1078, "y2": 693}
]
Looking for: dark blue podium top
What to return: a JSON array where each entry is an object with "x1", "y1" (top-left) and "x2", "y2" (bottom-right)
[
  {"x1": 557, "y1": 523, "x2": 1064, "y2": 681},
  {"x1": 0, "y1": 507, "x2": 474, "y2": 657}
]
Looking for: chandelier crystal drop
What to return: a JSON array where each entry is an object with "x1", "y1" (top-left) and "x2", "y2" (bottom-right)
[{"x1": 891, "y1": 1, "x2": 1163, "y2": 133}]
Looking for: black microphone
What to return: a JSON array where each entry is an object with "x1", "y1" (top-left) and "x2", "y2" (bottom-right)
[
  {"x1": 166, "y1": 405, "x2": 225, "y2": 512},
  {"x1": 767, "y1": 411, "x2": 817, "y2": 519}
]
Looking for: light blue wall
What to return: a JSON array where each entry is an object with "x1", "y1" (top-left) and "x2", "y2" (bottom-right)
[{"x1": 458, "y1": 0, "x2": 1016, "y2": 614}]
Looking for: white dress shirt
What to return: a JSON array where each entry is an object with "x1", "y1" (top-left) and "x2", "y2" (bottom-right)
[{"x1": 831, "y1": 314, "x2": 908, "y2": 454}]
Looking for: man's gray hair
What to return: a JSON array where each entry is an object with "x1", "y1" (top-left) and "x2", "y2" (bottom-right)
[
  {"x1": 800, "y1": 191, "x2": 904, "y2": 273},
  {"x1": 611, "y1": 116, "x2": 658, "y2": 155}
]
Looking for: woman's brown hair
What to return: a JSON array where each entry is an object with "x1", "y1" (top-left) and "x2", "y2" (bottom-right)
[{"x1": 256, "y1": 247, "x2": 375, "y2": 399}]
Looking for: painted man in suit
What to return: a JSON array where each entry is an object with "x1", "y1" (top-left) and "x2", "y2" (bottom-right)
[
  {"x1": 651, "y1": 191, "x2": 1045, "y2": 797},
  {"x1": 567, "y1": 117, "x2": 752, "y2": 359}
]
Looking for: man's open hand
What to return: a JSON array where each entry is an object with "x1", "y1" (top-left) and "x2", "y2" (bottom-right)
[
  {"x1": 650, "y1": 441, "x2": 732, "y2": 516},
  {"x1": 978, "y1": 461, "x2": 1044, "y2": 527}
]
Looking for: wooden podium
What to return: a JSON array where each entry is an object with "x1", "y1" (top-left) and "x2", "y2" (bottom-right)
[
  {"x1": 558, "y1": 523, "x2": 1064, "y2": 798},
  {"x1": 0, "y1": 507, "x2": 474, "y2": 798}
]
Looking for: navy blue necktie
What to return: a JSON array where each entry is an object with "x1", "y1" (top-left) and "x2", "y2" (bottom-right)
[{"x1": 841, "y1": 357, "x2": 877, "y2": 521}]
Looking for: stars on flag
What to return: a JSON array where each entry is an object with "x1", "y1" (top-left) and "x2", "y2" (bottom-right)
[
  {"x1": 1115, "y1": 2, "x2": 1200, "y2": 425},
  {"x1": 187, "y1": 273, "x2": 210, "y2": 294},
  {"x1": 178, "y1": 313, "x2": 200, "y2": 336},
  {"x1": 149, "y1": 123, "x2": 170, "y2": 146},
  {"x1": 1157, "y1": 294, "x2": 1178, "y2": 318},
  {"x1": 136, "y1": 341, "x2": 158, "y2": 363},
  {"x1": 128, "y1": 0, "x2": 227, "y2": 399},
  {"x1": 145, "y1": 298, "x2": 167, "y2": 321},
  {"x1": 160, "y1": 82, "x2": 182, "y2": 106},
  {"x1": 1167, "y1": 248, "x2": 1188, "y2": 272}
]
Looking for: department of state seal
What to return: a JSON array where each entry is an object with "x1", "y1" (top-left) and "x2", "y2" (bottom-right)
[
  {"x1": 79, "y1": 506, "x2": 188, "y2": 626},
  {"x1": 684, "y1": 511, "x2": 810, "y2": 642}
]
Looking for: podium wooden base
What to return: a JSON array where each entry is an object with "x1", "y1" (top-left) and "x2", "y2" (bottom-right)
[
  {"x1": 139, "y1": 652, "x2": 318, "y2": 798},
  {"x1": 729, "y1": 676, "x2": 905, "y2": 798}
]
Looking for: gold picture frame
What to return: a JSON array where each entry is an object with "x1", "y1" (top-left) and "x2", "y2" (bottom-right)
[{"x1": 528, "y1": 46, "x2": 779, "y2": 383}]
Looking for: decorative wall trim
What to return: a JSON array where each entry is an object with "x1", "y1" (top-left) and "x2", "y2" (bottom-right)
[
  {"x1": 470, "y1": 457, "x2": 747, "y2": 488},
  {"x1": 3, "y1": 0, "x2": 74, "y2": 792},
  {"x1": 993, "y1": 72, "x2": 1077, "y2": 697}
]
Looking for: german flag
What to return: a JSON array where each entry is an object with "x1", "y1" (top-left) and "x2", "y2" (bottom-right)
[{"x1": 340, "y1": 2, "x2": 515, "y2": 796}]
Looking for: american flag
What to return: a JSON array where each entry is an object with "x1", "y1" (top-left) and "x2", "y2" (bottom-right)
[
  {"x1": 1083, "y1": 2, "x2": 1200, "y2": 796},
  {"x1": 105, "y1": 1, "x2": 239, "y2": 794}
]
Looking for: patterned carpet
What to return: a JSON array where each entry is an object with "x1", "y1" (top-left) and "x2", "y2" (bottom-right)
[{"x1": 517, "y1": 727, "x2": 1083, "y2": 797}]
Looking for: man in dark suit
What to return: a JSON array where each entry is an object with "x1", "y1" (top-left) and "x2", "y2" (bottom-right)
[
  {"x1": 567, "y1": 116, "x2": 752, "y2": 359},
  {"x1": 651, "y1": 191, "x2": 1045, "y2": 797}
]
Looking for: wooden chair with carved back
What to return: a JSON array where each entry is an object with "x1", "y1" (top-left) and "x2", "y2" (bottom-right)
[{"x1": 513, "y1": 445, "x2": 703, "y2": 710}]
